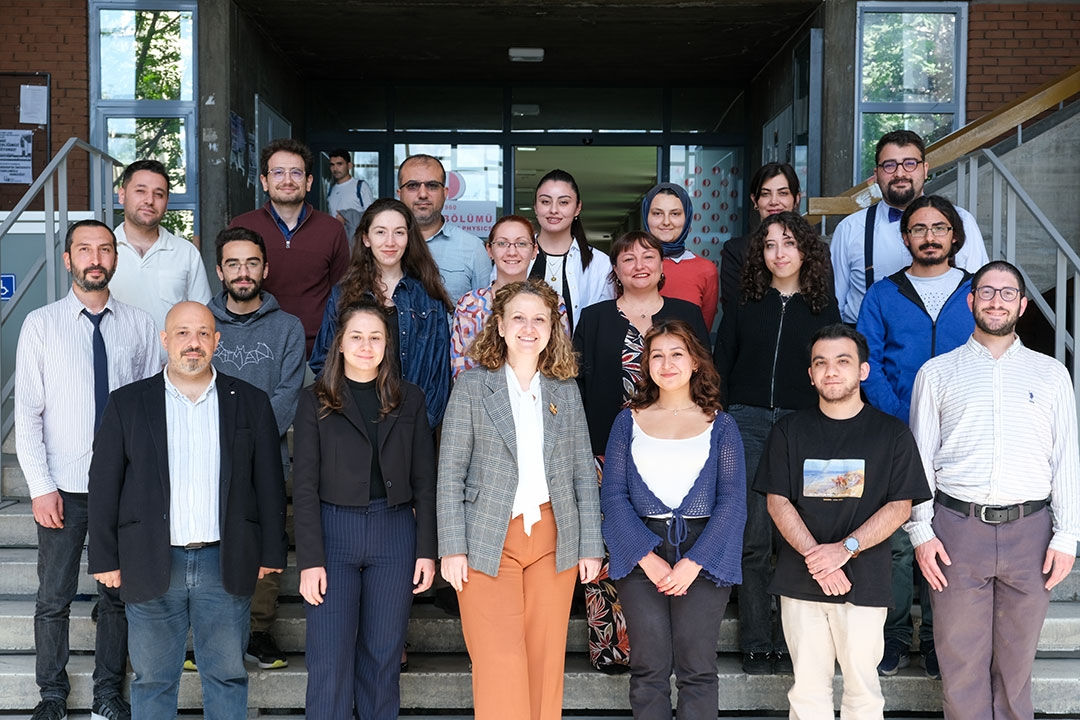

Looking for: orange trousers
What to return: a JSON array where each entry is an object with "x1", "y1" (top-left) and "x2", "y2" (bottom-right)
[{"x1": 457, "y1": 503, "x2": 578, "y2": 720}]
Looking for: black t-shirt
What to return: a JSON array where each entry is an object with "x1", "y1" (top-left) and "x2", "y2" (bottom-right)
[
  {"x1": 345, "y1": 377, "x2": 386, "y2": 501},
  {"x1": 752, "y1": 404, "x2": 930, "y2": 607}
]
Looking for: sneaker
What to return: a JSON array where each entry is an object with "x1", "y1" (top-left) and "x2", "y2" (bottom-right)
[
  {"x1": 91, "y1": 695, "x2": 131, "y2": 720},
  {"x1": 742, "y1": 651, "x2": 773, "y2": 675},
  {"x1": 245, "y1": 630, "x2": 288, "y2": 669},
  {"x1": 877, "y1": 638, "x2": 911, "y2": 676},
  {"x1": 923, "y1": 644, "x2": 941, "y2": 680},
  {"x1": 183, "y1": 650, "x2": 197, "y2": 671},
  {"x1": 31, "y1": 698, "x2": 67, "y2": 720},
  {"x1": 771, "y1": 649, "x2": 793, "y2": 675}
]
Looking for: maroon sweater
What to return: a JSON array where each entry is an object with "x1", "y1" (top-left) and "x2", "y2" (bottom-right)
[{"x1": 230, "y1": 203, "x2": 349, "y2": 355}]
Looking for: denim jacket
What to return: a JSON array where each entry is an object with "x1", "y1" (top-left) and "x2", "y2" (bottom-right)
[{"x1": 310, "y1": 276, "x2": 450, "y2": 427}]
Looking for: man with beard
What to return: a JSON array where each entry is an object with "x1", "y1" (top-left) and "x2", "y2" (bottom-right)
[
  {"x1": 88, "y1": 302, "x2": 288, "y2": 719},
  {"x1": 326, "y1": 148, "x2": 374, "y2": 245},
  {"x1": 855, "y1": 195, "x2": 976, "y2": 679},
  {"x1": 397, "y1": 154, "x2": 491, "y2": 305},
  {"x1": 208, "y1": 227, "x2": 304, "y2": 670},
  {"x1": 754, "y1": 324, "x2": 929, "y2": 719},
  {"x1": 230, "y1": 139, "x2": 350, "y2": 356},
  {"x1": 15, "y1": 220, "x2": 158, "y2": 720},
  {"x1": 831, "y1": 130, "x2": 988, "y2": 324},
  {"x1": 110, "y1": 159, "x2": 212, "y2": 361},
  {"x1": 907, "y1": 261, "x2": 1079, "y2": 720}
]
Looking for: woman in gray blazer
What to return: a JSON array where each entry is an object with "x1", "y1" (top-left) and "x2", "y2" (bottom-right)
[{"x1": 438, "y1": 279, "x2": 603, "y2": 720}]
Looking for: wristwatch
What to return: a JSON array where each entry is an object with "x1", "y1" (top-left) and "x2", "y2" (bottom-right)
[{"x1": 843, "y1": 536, "x2": 861, "y2": 558}]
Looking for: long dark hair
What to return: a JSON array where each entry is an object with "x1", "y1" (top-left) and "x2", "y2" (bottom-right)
[
  {"x1": 741, "y1": 211, "x2": 832, "y2": 314},
  {"x1": 534, "y1": 169, "x2": 594, "y2": 270},
  {"x1": 315, "y1": 300, "x2": 402, "y2": 420},
  {"x1": 900, "y1": 194, "x2": 967, "y2": 265},
  {"x1": 628, "y1": 320, "x2": 723, "y2": 416},
  {"x1": 339, "y1": 198, "x2": 453, "y2": 311}
]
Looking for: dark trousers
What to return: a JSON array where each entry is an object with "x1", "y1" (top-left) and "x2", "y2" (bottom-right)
[
  {"x1": 931, "y1": 502, "x2": 1052, "y2": 720},
  {"x1": 304, "y1": 500, "x2": 416, "y2": 720},
  {"x1": 884, "y1": 527, "x2": 934, "y2": 648},
  {"x1": 727, "y1": 403, "x2": 790, "y2": 653},
  {"x1": 616, "y1": 517, "x2": 732, "y2": 720},
  {"x1": 35, "y1": 490, "x2": 127, "y2": 702},
  {"x1": 250, "y1": 462, "x2": 290, "y2": 633}
]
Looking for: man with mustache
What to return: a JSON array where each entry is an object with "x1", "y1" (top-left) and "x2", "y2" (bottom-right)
[
  {"x1": 15, "y1": 220, "x2": 159, "y2": 720},
  {"x1": 855, "y1": 195, "x2": 976, "y2": 679},
  {"x1": 110, "y1": 159, "x2": 212, "y2": 362},
  {"x1": 831, "y1": 130, "x2": 988, "y2": 324}
]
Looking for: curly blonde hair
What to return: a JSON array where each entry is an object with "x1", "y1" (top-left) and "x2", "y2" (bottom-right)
[{"x1": 468, "y1": 279, "x2": 578, "y2": 380}]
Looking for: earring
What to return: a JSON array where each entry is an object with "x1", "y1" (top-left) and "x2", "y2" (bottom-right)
[
  {"x1": 660, "y1": 272, "x2": 666, "y2": 283},
  {"x1": 614, "y1": 277, "x2": 623, "y2": 288}
]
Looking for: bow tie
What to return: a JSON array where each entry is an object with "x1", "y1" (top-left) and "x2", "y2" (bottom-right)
[{"x1": 887, "y1": 206, "x2": 903, "y2": 223}]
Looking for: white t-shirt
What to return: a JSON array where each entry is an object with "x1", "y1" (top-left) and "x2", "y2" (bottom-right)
[
  {"x1": 631, "y1": 419, "x2": 711, "y2": 516},
  {"x1": 327, "y1": 176, "x2": 373, "y2": 218},
  {"x1": 906, "y1": 267, "x2": 964, "y2": 322}
]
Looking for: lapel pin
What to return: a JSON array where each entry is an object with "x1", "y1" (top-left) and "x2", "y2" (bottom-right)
[{"x1": 549, "y1": 403, "x2": 558, "y2": 416}]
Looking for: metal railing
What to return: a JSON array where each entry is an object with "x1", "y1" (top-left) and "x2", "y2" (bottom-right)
[{"x1": 0, "y1": 137, "x2": 124, "y2": 441}]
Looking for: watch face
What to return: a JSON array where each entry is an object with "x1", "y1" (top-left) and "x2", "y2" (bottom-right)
[{"x1": 844, "y1": 537, "x2": 859, "y2": 553}]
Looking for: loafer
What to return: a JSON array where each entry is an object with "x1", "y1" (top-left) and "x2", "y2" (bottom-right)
[{"x1": 877, "y1": 638, "x2": 910, "y2": 676}]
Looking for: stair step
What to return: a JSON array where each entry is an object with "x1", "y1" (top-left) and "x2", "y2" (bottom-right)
[{"x1": 2, "y1": 456, "x2": 29, "y2": 499}]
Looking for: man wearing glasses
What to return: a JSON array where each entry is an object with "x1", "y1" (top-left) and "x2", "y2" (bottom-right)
[
  {"x1": 230, "y1": 138, "x2": 350, "y2": 355},
  {"x1": 855, "y1": 195, "x2": 976, "y2": 680},
  {"x1": 831, "y1": 130, "x2": 989, "y2": 324},
  {"x1": 397, "y1": 154, "x2": 491, "y2": 305},
  {"x1": 907, "y1": 260, "x2": 1079, "y2": 719}
]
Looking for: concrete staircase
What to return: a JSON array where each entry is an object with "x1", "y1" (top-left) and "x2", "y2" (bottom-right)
[{"x1": 2, "y1": 436, "x2": 1080, "y2": 715}]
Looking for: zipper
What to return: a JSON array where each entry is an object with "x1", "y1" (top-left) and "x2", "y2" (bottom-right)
[{"x1": 769, "y1": 294, "x2": 789, "y2": 407}]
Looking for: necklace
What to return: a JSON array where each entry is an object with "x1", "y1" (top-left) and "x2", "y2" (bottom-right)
[
  {"x1": 656, "y1": 403, "x2": 698, "y2": 416},
  {"x1": 619, "y1": 296, "x2": 662, "y2": 320}
]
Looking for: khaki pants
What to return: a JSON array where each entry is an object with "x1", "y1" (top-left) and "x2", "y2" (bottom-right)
[{"x1": 781, "y1": 596, "x2": 887, "y2": 720}]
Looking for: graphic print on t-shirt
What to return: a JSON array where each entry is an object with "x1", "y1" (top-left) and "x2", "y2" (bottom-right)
[{"x1": 803, "y1": 459, "x2": 865, "y2": 499}]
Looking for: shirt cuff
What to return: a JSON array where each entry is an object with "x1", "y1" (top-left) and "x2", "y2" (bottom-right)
[
  {"x1": 1049, "y1": 532, "x2": 1079, "y2": 557},
  {"x1": 905, "y1": 521, "x2": 936, "y2": 548}
]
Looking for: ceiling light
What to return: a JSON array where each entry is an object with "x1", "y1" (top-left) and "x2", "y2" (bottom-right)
[
  {"x1": 511, "y1": 104, "x2": 541, "y2": 117},
  {"x1": 509, "y1": 47, "x2": 544, "y2": 63},
  {"x1": 518, "y1": 147, "x2": 537, "y2": 152}
]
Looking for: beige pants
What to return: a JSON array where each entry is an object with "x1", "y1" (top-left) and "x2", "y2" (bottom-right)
[{"x1": 781, "y1": 596, "x2": 888, "y2": 720}]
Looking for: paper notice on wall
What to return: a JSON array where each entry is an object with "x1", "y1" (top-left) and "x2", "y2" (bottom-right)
[
  {"x1": 443, "y1": 200, "x2": 498, "y2": 236},
  {"x1": 246, "y1": 132, "x2": 257, "y2": 187},
  {"x1": 19, "y1": 85, "x2": 48, "y2": 125},
  {"x1": 0, "y1": 129, "x2": 34, "y2": 184},
  {"x1": 229, "y1": 112, "x2": 246, "y2": 172}
]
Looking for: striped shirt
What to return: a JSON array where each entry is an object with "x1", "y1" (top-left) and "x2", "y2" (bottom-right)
[
  {"x1": 15, "y1": 289, "x2": 158, "y2": 497},
  {"x1": 906, "y1": 334, "x2": 1080, "y2": 555},
  {"x1": 164, "y1": 366, "x2": 221, "y2": 546}
]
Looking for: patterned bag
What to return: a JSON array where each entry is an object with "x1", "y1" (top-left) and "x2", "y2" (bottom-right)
[{"x1": 585, "y1": 457, "x2": 631, "y2": 673}]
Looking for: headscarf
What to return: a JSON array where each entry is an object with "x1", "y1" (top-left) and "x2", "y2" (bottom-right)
[{"x1": 640, "y1": 182, "x2": 694, "y2": 258}]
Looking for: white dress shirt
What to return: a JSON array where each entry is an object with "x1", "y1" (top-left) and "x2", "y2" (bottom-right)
[
  {"x1": 527, "y1": 238, "x2": 616, "y2": 330},
  {"x1": 906, "y1": 335, "x2": 1080, "y2": 555},
  {"x1": 505, "y1": 364, "x2": 549, "y2": 535},
  {"x1": 164, "y1": 366, "x2": 221, "y2": 546},
  {"x1": 832, "y1": 201, "x2": 988, "y2": 323},
  {"x1": 15, "y1": 290, "x2": 158, "y2": 497}
]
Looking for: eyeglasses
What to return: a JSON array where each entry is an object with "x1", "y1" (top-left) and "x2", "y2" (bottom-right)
[
  {"x1": 399, "y1": 180, "x2": 445, "y2": 193},
  {"x1": 876, "y1": 158, "x2": 924, "y2": 174},
  {"x1": 974, "y1": 285, "x2": 1022, "y2": 302},
  {"x1": 906, "y1": 224, "x2": 952, "y2": 239},
  {"x1": 267, "y1": 168, "x2": 306, "y2": 181},
  {"x1": 221, "y1": 259, "x2": 264, "y2": 273},
  {"x1": 490, "y1": 240, "x2": 534, "y2": 251}
]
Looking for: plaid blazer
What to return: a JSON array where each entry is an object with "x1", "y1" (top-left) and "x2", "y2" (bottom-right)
[{"x1": 437, "y1": 366, "x2": 604, "y2": 576}]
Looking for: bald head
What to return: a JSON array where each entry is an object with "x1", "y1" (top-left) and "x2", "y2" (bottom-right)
[{"x1": 161, "y1": 302, "x2": 219, "y2": 379}]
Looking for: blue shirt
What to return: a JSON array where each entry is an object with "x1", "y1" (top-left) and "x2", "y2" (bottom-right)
[
  {"x1": 426, "y1": 221, "x2": 492, "y2": 305},
  {"x1": 268, "y1": 203, "x2": 309, "y2": 243}
]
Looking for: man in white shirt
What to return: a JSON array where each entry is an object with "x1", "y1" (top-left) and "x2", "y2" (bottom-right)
[
  {"x1": 109, "y1": 159, "x2": 212, "y2": 360},
  {"x1": 397, "y1": 154, "x2": 491, "y2": 305},
  {"x1": 908, "y1": 260, "x2": 1079, "y2": 720},
  {"x1": 831, "y1": 130, "x2": 989, "y2": 324},
  {"x1": 327, "y1": 148, "x2": 374, "y2": 244},
  {"x1": 15, "y1": 219, "x2": 159, "y2": 720}
]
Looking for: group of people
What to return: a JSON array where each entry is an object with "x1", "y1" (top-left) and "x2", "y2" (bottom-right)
[{"x1": 12, "y1": 129, "x2": 1077, "y2": 720}]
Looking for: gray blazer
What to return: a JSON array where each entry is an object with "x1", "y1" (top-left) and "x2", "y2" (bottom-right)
[{"x1": 437, "y1": 366, "x2": 604, "y2": 577}]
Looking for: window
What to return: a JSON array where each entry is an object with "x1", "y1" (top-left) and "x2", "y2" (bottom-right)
[
  {"x1": 669, "y1": 145, "x2": 745, "y2": 262},
  {"x1": 855, "y1": 2, "x2": 966, "y2": 182}
]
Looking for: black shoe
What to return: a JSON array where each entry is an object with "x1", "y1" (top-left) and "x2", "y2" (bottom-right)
[
  {"x1": 401, "y1": 642, "x2": 409, "y2": 673},
  {"x1": 923, "y1": 644, "x2": 941, "y2": 680},
  {"x1": 245, "y1": 630, "x2": 288, "y2": 669},
  {"x1": 183, "y1": 650, "x2": 197, "y2": 671},
  {"x1": 877, "y1": 638, "x2": 910, "y2": 676},
  {"x1": 742, "y1": 651, "x2": 773, "y2": 675},
  {"x1": 771, "y1": 649, "x2": 793, "y2": 675},
  {"x1": 31, "y1": 698, "x2": 67, "y2": 720},
  {"x1": 91, "y1": 695, "x2": 131, "y2": 720}
]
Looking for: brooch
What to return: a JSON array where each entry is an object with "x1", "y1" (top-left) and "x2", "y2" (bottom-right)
[{"x1": 549, "y1": 403, "x2": 558, "y2": 416}]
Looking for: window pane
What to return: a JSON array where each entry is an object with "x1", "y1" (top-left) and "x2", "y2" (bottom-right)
[
  {"x1": 107, "y1": 117, "x2": 187, "y2": 193},
  {"x1": 861, "y1": 12, "x2": 955, "y2": 104},
  {"x1": 396, "y1": 86, "x2": 501, "y2": 132},
  {"x1": 859, "y1": 112, "x2": 952, "y2": 179},
  {"x1": 671, "y1": 87, "x2": 744, "y2": 134},
  {"x1": 394, "y1": 144, "x2": 503, "y2": 233},
  {"x1": 511, "y1": 87, "x2": 661, "y2": 132},
  {"x1": 99, "y1": 9, "x2": 194, "y2": 101},
  {"x1": 669, "y1": 146, "x2": 744, "y2": 262},
  {"x1": 319, "y1": 150, "x2": 380, "y2": 210}
]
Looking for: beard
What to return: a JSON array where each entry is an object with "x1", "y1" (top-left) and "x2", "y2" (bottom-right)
[
  {"x1": 225, "y1": 277, "x2": 262, "y2": 302},
  {"x1": 883, "y1": 179, "x2": 916, "y2": 207},
  {"x1": 912, "y1": 242, "x2": 949, "y2": 267},
  {"x1": 974, "y1": 308, "x2": 1019, "y2": 337},
  {"x1": 73, "y1": 264, "x2": 115, "y2": 292}
]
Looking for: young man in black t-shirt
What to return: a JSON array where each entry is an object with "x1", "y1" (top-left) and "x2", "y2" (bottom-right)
[{"x1": 753, "y1": 325, "x2": 930, "y2": 719}]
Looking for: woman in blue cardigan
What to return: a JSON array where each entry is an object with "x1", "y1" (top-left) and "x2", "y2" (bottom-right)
[{"x1": 601, "y1": 319, "x2": 746, "y2": 720}]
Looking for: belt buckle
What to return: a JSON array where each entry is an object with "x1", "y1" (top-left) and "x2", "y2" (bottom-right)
[{"x1": 978, "y1": 504, "x2": 1007, "y2": 524}]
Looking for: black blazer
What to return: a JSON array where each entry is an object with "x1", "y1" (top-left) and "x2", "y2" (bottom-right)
[
  {"x1": 88, "y1": 372, "x2": 288, "y2": 605},
  {"x1": 292, "y1": 381, "x2": 436, "y2": 571},
  {"x1": 573, "y1": 298, "x2": 710, "y2": 456}
]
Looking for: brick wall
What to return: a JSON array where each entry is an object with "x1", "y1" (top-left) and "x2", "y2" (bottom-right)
[
  {"x1": 967, "y1": 2, "x2": 1080, "y2": 118},
  {"x1": 0, "y1": 0, "x2": 89, "y2": 210}
]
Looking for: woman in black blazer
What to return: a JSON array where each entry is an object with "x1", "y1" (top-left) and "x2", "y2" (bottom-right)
[{"x1": 293, "y1": 299, "x2": 436, "y2": 720}]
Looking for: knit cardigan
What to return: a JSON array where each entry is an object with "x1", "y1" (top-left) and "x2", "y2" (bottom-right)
[{"x1": 600, "y1": 408, "x2": 746, "y2": 586}]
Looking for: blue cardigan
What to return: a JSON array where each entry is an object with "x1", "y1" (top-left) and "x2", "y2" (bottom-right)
[{"x1": 600, "y1": 408, "x2": 746, "y2": 586}]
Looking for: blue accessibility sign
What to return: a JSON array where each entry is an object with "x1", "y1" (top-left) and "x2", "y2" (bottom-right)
[{"x1": 0, "y1": 274, "x2": 14, "y2": 301}]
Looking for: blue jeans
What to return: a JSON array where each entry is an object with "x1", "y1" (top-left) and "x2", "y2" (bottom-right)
[
  {"x1": 36, "y1": 490, "x2": 127, "y2": 702},
  {"x1": 884, "y1": 527, "x2": 934, "y2": 648},
  {"x1": 126, "y1": 545, "x2": 251, "y2": 720},
  {"x1": 727, "y1": 403, "x2": 792, "y2": 654}
]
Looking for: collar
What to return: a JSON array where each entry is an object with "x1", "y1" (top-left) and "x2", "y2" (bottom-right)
[
  {"x1": 116, "y1": 222, "x2": 172, "y2": 251},
  {"x1": 667, "y1": 249, "x2": 696, "y2": 264},
  {"x1": 64, "y1": 288, "x2": 116, "y2": 318},
  {"x1": 965, "y1": 333, "x2": 1023, "y2": 360},
  {"x1": 425, "y1": 218, "x2": 451, "y2": 242},
  {"x1": 504, "y1": 363, "x2": 542, "y2": 403},
  {"x1": 164, "y1": 365, "x2": 218, "y2": 405},
  {"x1": 267, "y1": 202, "x2": 309, "y2": 231}
]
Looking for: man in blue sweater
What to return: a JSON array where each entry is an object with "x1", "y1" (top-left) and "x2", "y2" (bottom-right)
[{"x1": 856, "y1": 195, "x2": 976, "y2": 679}]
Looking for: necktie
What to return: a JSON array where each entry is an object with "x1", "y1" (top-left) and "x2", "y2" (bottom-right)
[
  {"x1": 887, "y1": 207, "x2": 903, "y2": 222},
  {"x1": 82, "y1": 309, "x2": 109, "y2": 432}
]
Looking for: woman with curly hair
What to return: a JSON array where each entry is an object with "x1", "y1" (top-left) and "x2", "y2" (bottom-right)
[
  {"x1": 310, "y1": 197, "x2": 453, "y2": 427},
  {"x1": 601, "y1": 319, "x2": 746, "y2": 719},
  {"x1": 438, "y1": 279, "x2": 603, "y2": 720},
  {"x1": 713, "y1": 210, "x2": 840, "y2": 675}
]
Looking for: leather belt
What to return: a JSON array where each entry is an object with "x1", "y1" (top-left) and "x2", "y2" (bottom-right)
[
  {"x1": 936, "y1": 492, "x2": 1047, "y2": 525},
  {"x1": 175, "y1": 541, "x2": 220, "y2": 550}
]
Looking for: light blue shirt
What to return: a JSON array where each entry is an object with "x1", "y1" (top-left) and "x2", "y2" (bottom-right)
[{"x1": 426, "y1": 221, "x2": 492, "y2": 305}]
